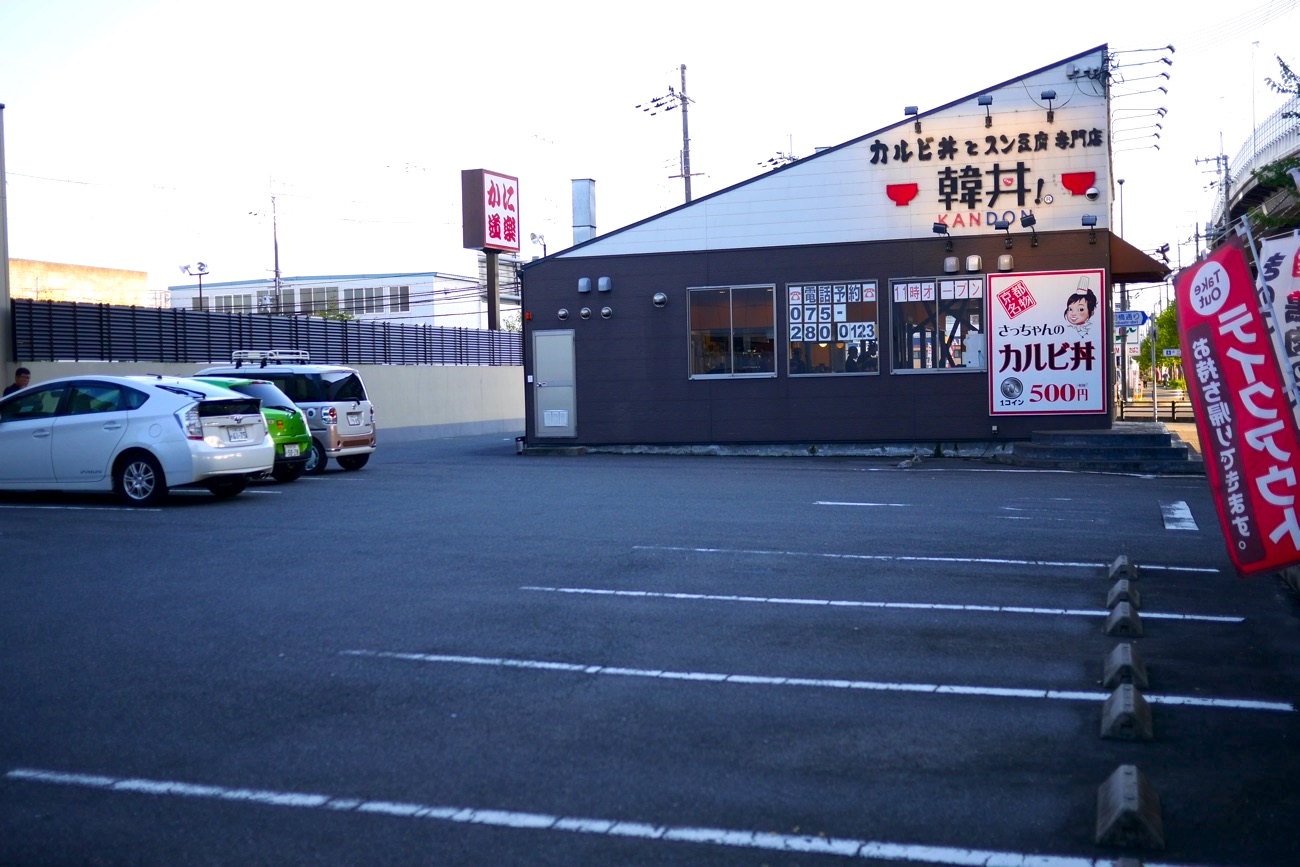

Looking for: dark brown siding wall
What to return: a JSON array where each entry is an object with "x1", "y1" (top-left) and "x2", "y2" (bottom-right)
[{"x1": 522, "y1": 230, "x2": 1114, "y2": 446}]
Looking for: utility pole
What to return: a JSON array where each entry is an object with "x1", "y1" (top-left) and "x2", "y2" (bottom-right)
[
  {"x1": 272, "y1": 195, "x2": 282, "y2": 314},
  {"x1": 635, "y1": 64, "x2": 700, "y2": 204},
  {"x1": 1195, "y1": 151, "x2": 1230, "y2": 243},
  {"x1": 677, "y1": 64, "x2": 693, "y2": 203},
  {"x1": 0, "y1": 104, "x2": 11, "y2": 380}
]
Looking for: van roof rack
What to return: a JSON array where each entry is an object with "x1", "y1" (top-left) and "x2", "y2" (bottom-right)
[{"x1": 231, "y1": 349, "x2": 310, "y2": 368}]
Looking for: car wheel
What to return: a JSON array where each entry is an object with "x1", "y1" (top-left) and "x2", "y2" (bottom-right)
[
  {"x1": 206, "y1": 476, "x2": 248, "y2": 499},
  {"x1": 271, "y1": 462, "x2": 305, "y2": 483},
  {"x1": 337, "y1": 454, "x2": 370, "y2": 471},
  {"x1": 304, "y1": 439, "x2": 328, "y2": 475},
  {"x1": 114, "y1": 452, "x2": 167, "y2": 506}
]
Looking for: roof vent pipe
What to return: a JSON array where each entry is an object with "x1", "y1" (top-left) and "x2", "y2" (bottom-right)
[{"x1": 572, "y1": 179, "x2": 597, "y2": 245}]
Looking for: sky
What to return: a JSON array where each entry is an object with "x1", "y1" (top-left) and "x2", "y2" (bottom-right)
[{"x1": 1, "y1": 0, "x2": 1298, "y2": 316}]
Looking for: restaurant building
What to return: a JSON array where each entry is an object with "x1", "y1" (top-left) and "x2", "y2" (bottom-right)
[{"x1": 518, "y1": 45, "x2": 1168, "y2": 448}]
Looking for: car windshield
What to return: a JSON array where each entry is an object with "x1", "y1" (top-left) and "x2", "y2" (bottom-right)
[
  {"x1": 226, "y1": 381, "x2": 297, "y2": 410},
  {"x1": 322, "y1": 372, "x2": 367, "y2": 402}
]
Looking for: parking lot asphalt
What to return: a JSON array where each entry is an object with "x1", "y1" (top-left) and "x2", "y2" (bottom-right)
[{"x1": 1, "y1": 433, "x2": 1296, "y2": 866}]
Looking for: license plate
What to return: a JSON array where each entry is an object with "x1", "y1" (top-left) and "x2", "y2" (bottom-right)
[
  {"x1": 347, "y1": 412, "x2": 362, "y2": 426},
  {"x1": 284, "y1": 443, "x2": 300, "y2": 457},
  {"x1": 227, "y1": 426, "x2": 248, "y2": 442}
]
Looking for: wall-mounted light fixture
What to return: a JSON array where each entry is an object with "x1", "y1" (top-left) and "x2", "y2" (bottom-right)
[
  {"x1": 578, "y1": 278, "x2": 591, "y2": 294},
  {"x1": 998, "y1": 254, "x2": 1014, "y2": 272},
  {"x1": 557, "y1": 308, "x2": 569, "y2": 321},
  {"x1": 1020, "y1": 213, "x2": 1038, "y2": 247},
  {"x1": 965, "y1": 255, "x2": 983, "y2": 273},
  {"x1": 600, "y1": 307, "x2": 613, "y2": 319},
  {"x1": 652, "y1": 292, "x2": 668, "y2": 308},
  {"x1": 905, "y1": 105, "x2": 920, "y2": 134},
  {"x1": 1082, "y1": 214, "x2": 1098, "y2": 244},
  {"x1": 932, "y1": 221, "x2": 952, "y2": 252},
  {"x1": 978, "y1": 94, "x2": 993, "y2": 127},
  {"x1": 1041, "y1": 89, "x2": 1057, "y2": 124},
  {"x1": 943, "y1": 256, "x2": 960, "y2": 274},
  {"x1": 994, "y1": 218, "x2": 1012, "y2": 248},
  {"x1": 580, "y1": 307, "x2": 592, "y2": 320},
  {"x1": 597, "y1": 276, "x2": 612, "y2": 293}
]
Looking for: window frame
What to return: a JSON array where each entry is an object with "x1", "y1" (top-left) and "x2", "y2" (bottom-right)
[
  {"x1": 785, "y1": 280, "x2": 881, "y2": 377},
  {"x1": 687, "y1": 284, "x2": 777, "y2": 380},
  {"x1": 888, "y1": 276, "x2": 987, "y2": 374}
]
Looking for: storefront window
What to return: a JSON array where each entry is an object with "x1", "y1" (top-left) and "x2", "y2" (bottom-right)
[
  {"x1": 787, "y1": 281, "x2": 879, "y2": 375},
  {"x1": 689, "y1": 285, "x2": 776, "y2": 377},
  {"x1": 889, "y1": 277, "x2": 986, "y2": 372}
]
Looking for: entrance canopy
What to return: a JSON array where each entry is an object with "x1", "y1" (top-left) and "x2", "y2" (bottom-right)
[{"x1": 1110, "y1": 234, "x2": 1171, "y2": 284}]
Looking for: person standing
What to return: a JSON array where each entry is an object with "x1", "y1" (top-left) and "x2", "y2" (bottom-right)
[{"x1": 3, "y1": 367, "x2": 30, "y2": 396}]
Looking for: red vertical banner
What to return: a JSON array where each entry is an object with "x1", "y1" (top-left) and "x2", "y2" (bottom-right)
[{"x1": 1177, "y1": 236, "x2": 1300, "y2": 577}]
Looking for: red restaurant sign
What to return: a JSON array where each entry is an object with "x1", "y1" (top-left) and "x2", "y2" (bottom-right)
[
  {"x1": 461, "y1": 169, "x2": 520, "y2": 253},
  {"x1": 1177, "y1": 236, "x2": 1300, "y2": 576}
]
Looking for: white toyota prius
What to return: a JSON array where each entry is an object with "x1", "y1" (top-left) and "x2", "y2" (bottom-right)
[{"x1": 0, "y1": 374, "x2": 276, "y2": 505}]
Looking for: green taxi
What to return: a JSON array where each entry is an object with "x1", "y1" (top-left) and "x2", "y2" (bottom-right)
[{"x1": 195, "y1": 377, "x2": 312, "y2": 482}]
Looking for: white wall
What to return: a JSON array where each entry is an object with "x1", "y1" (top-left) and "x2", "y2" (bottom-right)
[{"x1": 19, "y1": 362, "x2": 524, "y2": 442}]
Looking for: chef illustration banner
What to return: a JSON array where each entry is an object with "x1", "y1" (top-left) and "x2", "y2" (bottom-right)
[
  {"x1": 987, "y1": 269, "x2": 1107, "y2": 416},
  {"x1": 1177, "y1": 235, "x2": 1300, "y2": 578}
]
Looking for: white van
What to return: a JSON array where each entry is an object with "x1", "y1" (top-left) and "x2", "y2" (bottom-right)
[{"x1": 197, "y1": 351, "x2": 376, "y2": 473}]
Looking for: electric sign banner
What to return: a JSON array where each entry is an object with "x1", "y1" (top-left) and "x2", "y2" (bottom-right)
[
  {"x1": 1259, "y1": 231, "x2": 1300, "y2": 430},
  {"x1": 987, "y1": 269, "x2": 1106, "y2": 415},
  {"x1": 1177, "y1": 236, "x2": 1300, "y2": 577}
]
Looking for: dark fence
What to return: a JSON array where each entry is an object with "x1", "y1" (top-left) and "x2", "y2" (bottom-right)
[{"x1": 11, "y1": 299, "x2": 522, "y2": 366}]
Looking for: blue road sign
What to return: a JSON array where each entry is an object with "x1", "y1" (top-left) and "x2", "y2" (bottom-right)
[{"x1": 1114, "y1": 310, "x2": 1148, "y2": 328}]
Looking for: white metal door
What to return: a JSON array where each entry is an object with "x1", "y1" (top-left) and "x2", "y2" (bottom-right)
[{"x1": 532, "y1": 329, "x2": 576, "y2": 438}]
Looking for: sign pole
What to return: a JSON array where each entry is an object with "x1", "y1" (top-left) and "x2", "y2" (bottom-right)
[
  {"x1": 486, "y1": 249, "x2": 500, "y2": 331},
  {"x1": 1152, "y1": 322, "x2": 1158, "y2": 421}
]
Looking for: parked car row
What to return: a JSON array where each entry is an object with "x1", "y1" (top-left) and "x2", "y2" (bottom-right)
[{"x1": 0, "y1": 352, "x2": 377, "y2": 505}]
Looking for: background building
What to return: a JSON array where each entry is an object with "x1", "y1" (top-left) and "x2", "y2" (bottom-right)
[
  {"x1": 8, "y1": 259, "x2": 153, "y2": 306},
  {"x1": 168, "y1": 255, "x2": 522, "y2": 331}
]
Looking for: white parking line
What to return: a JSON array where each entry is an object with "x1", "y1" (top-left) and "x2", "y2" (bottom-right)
[
  {"x1": 519, "y1": 586, "x2": 1244, "y2": 624},
  {"x1": 633, "y1": 545, "x2": 1222, "y2": 574},
  {"x1": 0, "y1": 504, "x2": 161, "y2": 512},
  {"x1": 815, "y1": 501, "x2": 908, "y2": 507},
  {"x1": 1161, "y1": 500, "x2": 1199, "y2": 531},
  {"x1": 2, "y1": 767, "x2": 1208, "y2": 866},
  {"x1": 341, "y1": 650, "x2": 1294, "y2": 713}
]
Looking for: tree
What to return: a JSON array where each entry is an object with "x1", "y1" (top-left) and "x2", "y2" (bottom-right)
[
  {"x1": 314, "y1": 304, "x2": 355, "y2": 322},
  {"x1": 1138, "y1": 303, "x2": 1182, "y2": 385},
  {"x1": 1248, "y1": 56, "x2": 1300, "y2": 233}
]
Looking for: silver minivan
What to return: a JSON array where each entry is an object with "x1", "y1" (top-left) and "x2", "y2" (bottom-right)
[{"x1": 197, "y1": 351, "x2": 376, "y2": 474}]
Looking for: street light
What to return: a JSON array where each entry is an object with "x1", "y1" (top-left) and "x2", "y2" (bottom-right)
[
  {"x1": 179, "y1": 262, "x2": 210, "y2": 311},
  {"x1": 530, "y1": 232, "x2": 547, "y2": 257},
  {"x1": 1117, "y1": 178, "x2": 1125, "y2": 237}
]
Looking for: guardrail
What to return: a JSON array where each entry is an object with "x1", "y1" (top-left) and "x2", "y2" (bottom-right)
[{"x1": 1117, "y1": 399, "x2": 1193, "y2": 422}]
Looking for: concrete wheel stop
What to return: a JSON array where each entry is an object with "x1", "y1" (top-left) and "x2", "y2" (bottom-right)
[
  {"x1": 1102, "y1": 642, "x2": 1150, "y2": 690},
  {"x1": 1100, "y1": 683, "x2": 1154, "y2": 740},
  {"x1": 1107, "y1": 579, "x2": 1141, "y2": 610},
  {"x1": 1106, "y1": 555, "x2": 1140, "y2": 582},
  {"x1": 1105, "y1": 602, "x2": 1143, "y2": 636},
  {"x1": 1095, "y1": 764, "x2": 1164, "y2": 850}
]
